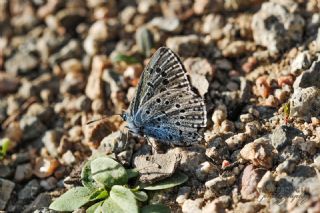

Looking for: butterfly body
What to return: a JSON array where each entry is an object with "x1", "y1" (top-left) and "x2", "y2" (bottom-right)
[{"x1": 123, "y1": 47, "x2": 207, "y2": 146}]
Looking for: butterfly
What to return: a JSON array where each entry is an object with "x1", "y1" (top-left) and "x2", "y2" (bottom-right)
[{"x1": 121, "y1": 47, "x2": 207, "y2": 146}]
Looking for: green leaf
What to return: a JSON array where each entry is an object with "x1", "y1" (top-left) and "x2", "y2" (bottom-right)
[
  {"x1": 141, "y1": 204, "x2": 171, "y2": 213},
  {"x1": 0, "y1": 138, "x2": 11, "y2": 159},
  {"x1": 91, "y1": 156, "x2": 128, "y2": 188},
  {"x1": 86, "y1": 200, "x2": 103, "y2": 213},
  {"x1": 49, "y1": 187, "x2": 92, "y2": 212},
  {"x1": 132, "y1": 190, "x2": 148, "y2": 202},
  {"x1": 101, "y1": 185, "x2": 139, "y2": 213},
  {"x1": 283, "y1": 102, "x2": 291, "y2": 120},
  {"x1": 113, "y1": 54, "x2": 139, "y2": 64},
  {"x1": 81, "y1": 160, "x2": 99, "y2": 191},
  {"x1": 142, "y1": 171, "x2": 188, "y2": 190},
  {"x1": 126, "y1": 168, "x2": 139, "y2": 179},
  {"x1": 89, "y1": 189, "x2": 108, "y2": 201}
]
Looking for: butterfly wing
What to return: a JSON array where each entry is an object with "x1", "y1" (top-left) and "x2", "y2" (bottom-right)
[
  {"x1": 129, "y1": 47, "x2": 191, "y2": 116},
  {"x1": 134, "y1": 89, "x2": 207, "y2": 145}
]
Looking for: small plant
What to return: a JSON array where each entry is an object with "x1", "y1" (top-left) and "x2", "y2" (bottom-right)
[
  {"x1": 49, "y1": 156, "x2": 188, "y2": 212},
  {"x1": 283, "y1": 102, "x2": 291, "y2": 124},
  {"x1": 113, "y1": 53, "x2": 140, "y2": 64},
  {"x1": 0, "y1": 138, "x2": 11, "y2": 160}
]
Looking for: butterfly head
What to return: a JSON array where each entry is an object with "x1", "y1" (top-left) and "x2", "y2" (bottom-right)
[
  {"x1": 121, "y1": 111, "x2": 128, "y2": 121},
  {"x1": 121, "y1": 111, "x2": 143, "y2": 136}
]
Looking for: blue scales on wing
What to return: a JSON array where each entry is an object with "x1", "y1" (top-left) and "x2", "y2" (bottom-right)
[{"x1": 126, "y1": 47, "x2": 207, "y2": 145}]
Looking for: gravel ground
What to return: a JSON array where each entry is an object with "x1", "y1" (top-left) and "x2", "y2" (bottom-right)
[{"x1": 1, "y1": 0, "x2": 320, "y2": 212}]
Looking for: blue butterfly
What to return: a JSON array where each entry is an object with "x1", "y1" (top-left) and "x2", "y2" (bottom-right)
[{"x1": 122, "y1": 47, "x2": 207, "y2": 145}]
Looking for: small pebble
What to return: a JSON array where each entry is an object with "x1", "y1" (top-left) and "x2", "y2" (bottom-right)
[
  {"x1": 33, "y1": 157, "x2": 59, "y2": 178},
  {"x1": 181, "y1": 198, "x2": 203, "y2": 213},
  {"x1": 240, "y1": 137, "x2": 277, "y2": 169},
  {"x1": 15, "y1": 163, "x2": 33, "y2": 182},
  {"x1": 176, "y1": 186, "x2": 191, "y2": 204}
]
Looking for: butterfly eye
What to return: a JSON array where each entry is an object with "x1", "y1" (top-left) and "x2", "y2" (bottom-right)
[
  {"x1": 121, "y1": 113, "x2": 127, "y2": 121},
  {"x1": 175, "y1": 104, "x2": 181, "y2": 108},
  {"x1": 156, "y1": 98, "x2": 161, "y2": 103},
  {"x1": 165, "y1": 100, "x2": 170, "y2": 105}
]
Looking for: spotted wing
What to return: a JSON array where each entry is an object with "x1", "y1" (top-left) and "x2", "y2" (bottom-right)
[
  {"x1": 129, "y1": 47, "x2": 191, "y2": 116},
  {"x1": 134, "y1": 89, "x2": 207, "y2": 145}
]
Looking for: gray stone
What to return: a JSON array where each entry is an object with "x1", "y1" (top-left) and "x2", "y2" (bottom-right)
[
  {"x1": 0, "y1": 165, "x2": 12, "y2": 178},
  {"x1": 40, "y1": 177, "x2": 57, "y2": 191},
  {"x1": 5, "y1": 51, "x2": 38, "y2": 75},
  {"x1": 149, "y1": 17, "x2": 181, "y2": 33},
  {"x1": 133, "y1": 152, "x2": 179, "y2": 183},
  {"x1": 49, "y1": 40, "x2": 82, "y2": 65},
  {"x1": 251, "y1": 1, "x2": 305, "y2": 52},
  {"x1": 202, "y1": 14, "x2": 225, "y2": 36},
  {"x1": 275, "y1": 165, "x2": 319, "y2": 205},
  {"x1": 62, "y1": 150, "x2": 76, "y2": 165},
  {"x1": 234, "y1": 202, "x2": 264, "y2": 213},
  {"x1": 195, "y1": 161, "x2": 219, "y2": 181},
  {"x1": 183, "y1": 57, "x2": 215, "y2": 97},
  {"x1": 240, "y1": 137, "x2": 277, "y2": 169},
  {"x1": 270, "y1": 125, "x2": 304, "y2": 150},
  {"x1": 97, "y1": 131, "x2": 128, "y2": 155},
  {"x1": 0, "y1": 178, "x2": 15, "y2": 210},
  {"x1": 26, "y1": 104, "x2": 54, "y2": 125},
  {"x1": 176, "y1": 186, "x2": 191, "y2": 204},
  {"x1": 166, "y1": 35, "x2": 200, "y2": 57},
  {"x1": 202, "y1": 195, "x2": 231, "y2": 213},
  {"x1": 278, "y1": 146, "x2": 301, "y2": 164},
  {"x1": 18, "y1": 80, "x2": 37, "y2": 98},
  {"x1": 23, "y1": 193, "x2": 52, "y2": 213},
  {"x1": 182, "y1": 198, "x2": 203, "y2": 213},
  {"x1": 276, "y1": 159, "x2": 296, "y2": 174},
  {"x1": 18, "y1": 179, "x2": 40, "y2": 201},
  {"x1": 12, "y1": 152, "x2": 30, "y2": 164},
  {"x1": 120, "y1": 6, "x2": 136, "y2": 24},
  {"x1": 290, "y1": 51, "x2": 312, "y2": 75},
  {"x1": 257, "y1": 171, "x2": 275, "y2": 194},
  {"x1": 239, "y1": 77, "x2": 252, "y2": 103},
  {"x1": 75, "y1": 95, "x2": 91, "y2": 112},
  {"x1": 33, "y1": 207, "x2": 56, "y2": 213},
  {"x1": 14, "y1": 163, "x2": 33, "y2": 182},
  {"x1": 42, "y1": 130, "x2": 62, "y2": 158},
  {"x1": 20, "y1": 116, "x2": 46, "y2": 141},
  {"x1": 205, "y1": 137, "x2": 230, "y2": 165},
  {"x1": 293, "y1": 58, "x2": 320, "y2": 89},
  {"x1": 175, "y1": 146, "x2": 207, "y2": 173},
  {"x1": 289, "y1": 87, "x2": 320, "y2": 121},
  {"x1": 205, "y1": 176, "x2": 236, "y2": 194}
]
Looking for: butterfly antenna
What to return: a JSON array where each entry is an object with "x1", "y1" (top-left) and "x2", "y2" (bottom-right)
[
  {"x1": 86, "y1": 116, "x2": 108, "y2": 125},
  {"x1": 86, "y1": 114, "x2": 122, "y2": 125}
]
